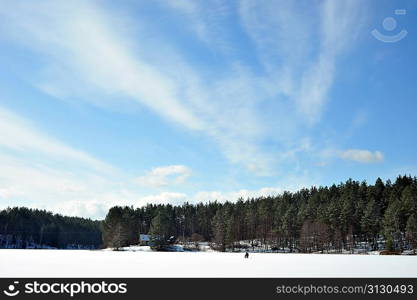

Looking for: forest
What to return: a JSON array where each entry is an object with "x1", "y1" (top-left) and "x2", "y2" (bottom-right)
[
  {"x1": 0, "y1": 207, "x2": 102, "y2": 249},
  {"x1": 1, "y1": 175, "x2": 416, "y2": 252},
  {"x1": 102, "y1": 175, "x2": 417, "y2": 253}
]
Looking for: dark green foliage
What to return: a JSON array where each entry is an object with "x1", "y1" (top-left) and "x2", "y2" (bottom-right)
[
  {"x1": 97, "y1": 175, "x2": 417, "y2": 252},
  {"x1": 406, "y1": 214, "x2": 417, "y2": 251},
  {"x1": 212, "y1": 209, "x2": 226, "y2": 251},
  {"x1": 0, "y1": 207, "x2": 101, "y2": 249},
  {"x1": 386, "y1": 237, "x2": 395, "y2": 251},
  {"x1": 3, "y1": 175, "x2": 417, "y2": 251},
  {"x1": 102, "y1": 206, "x2": 132, "y2": 250},
  {"x1": 149, "y1": 210, "x2": 172, "y2": 250}
]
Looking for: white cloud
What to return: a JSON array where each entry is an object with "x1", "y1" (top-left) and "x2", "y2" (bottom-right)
[
  {"x1": 192, "y1": 173, "x2": 317, "y2": 203},
  {"x1": 136, "y1": 165, "x2": 192, "y2": 188},
  {"x1": 145, "y1": 181, "x2": 310, "y2": 206},
  {"x1": 193, "y1": 187, "x2": 283, "y2": 203},
  {"x1": 73, "y1": 185, "x2": 305, "y2": 218},
  {"x1": 49, "y1": 189, "x2": 140, "y2": 219},
  {"x1": 340, "y1": 149, "x2": 384, "y2": 163},
  {"x1": 0, "y1": 152, "x2": 146, "y2": 219},
  {"x1": 0, "y1": 187, "x2": 24, "y2": 198},
  {"x1": 139, "y1": 192, "x2": 188, "y2": 206}
]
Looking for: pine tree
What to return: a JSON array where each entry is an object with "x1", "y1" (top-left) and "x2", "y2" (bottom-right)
[
  {"x1": 406, "y1": 214, "x2": 417, "y2": 253},
  {"x1": 212, "y1": 209, "x2": 226, "y2": 251},
  {"x1": 225, "y1": 210, "x2": 235, "y2": 251},
  {"x1": 149, "y1": 210, "x2": 171, "y2": 250},
  {"x1": 112, "y1": 222, "x2": 129, "y2": 250},
  {"x1": 383, "y1": 201, "x2": 400, "y2": 250},
  {"x1": 361, "y1": 198, "x2": 380, "y2": 249}
]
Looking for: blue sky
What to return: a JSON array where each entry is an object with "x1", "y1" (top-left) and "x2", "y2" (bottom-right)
[{"x1": 0, "y1": 0, "x2": 416, "y2": 219}]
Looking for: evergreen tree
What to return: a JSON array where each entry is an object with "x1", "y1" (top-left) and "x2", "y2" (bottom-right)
[
  {"x1": 7, "y1": 175, "x2": 416, "y2": 253},
  {"x1": 406, "y1": 214, "x2": 417, "y2": 253},
  {"x1": 148, "y1": 209, "x2": 174, "y2": 249},
  {"x1": 361, "y1": 198, "x2": 380, "y2": 249},
  {"x1": 212, "y1": 209, "x2": 226, "y2": 251},
  {"x1": 0, "y1": 207, "x2": 101, "y2": 249}
]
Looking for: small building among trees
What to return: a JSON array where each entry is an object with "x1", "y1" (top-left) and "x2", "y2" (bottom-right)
[{"x1": 139, "y1": 234, "x2": 150, "y2": 246}]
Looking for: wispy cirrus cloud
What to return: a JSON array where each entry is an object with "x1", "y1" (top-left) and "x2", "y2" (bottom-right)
[
  {"x1": 297, "y1": 0, "x2": 365, "y2": 123},
  {"x1": 157, "y1": 0, "x2": 232, "y2": 51},
  {"x1": 0, "y1": 107, "x2": 112, "y2": 172},
  {"x1": 239, "y1": 0, "x2": 365, "y2": 124}
]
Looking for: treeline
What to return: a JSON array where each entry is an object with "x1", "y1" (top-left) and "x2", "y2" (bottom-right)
[
  {"x1": 103, "y1": 175, "x2": 417, "y2": 252},
  {"x1": 0, "y1": 207, "x2": 102, "y2": 249}
]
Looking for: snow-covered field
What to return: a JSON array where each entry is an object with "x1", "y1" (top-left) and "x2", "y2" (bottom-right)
[{"x1": 1, "y1": 249, "x2": 416, "y2": 278}]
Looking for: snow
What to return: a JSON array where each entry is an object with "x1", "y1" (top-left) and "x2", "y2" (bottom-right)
[
  {"x1": 108, "y1": 246, "x2": 152, "y2": 252},
  {"x1": 105, "y1": 245, "x2": 187, "y2": 252},
  {"x1": 1, "y1": 249, "x2": 416, "y2": 278}
]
